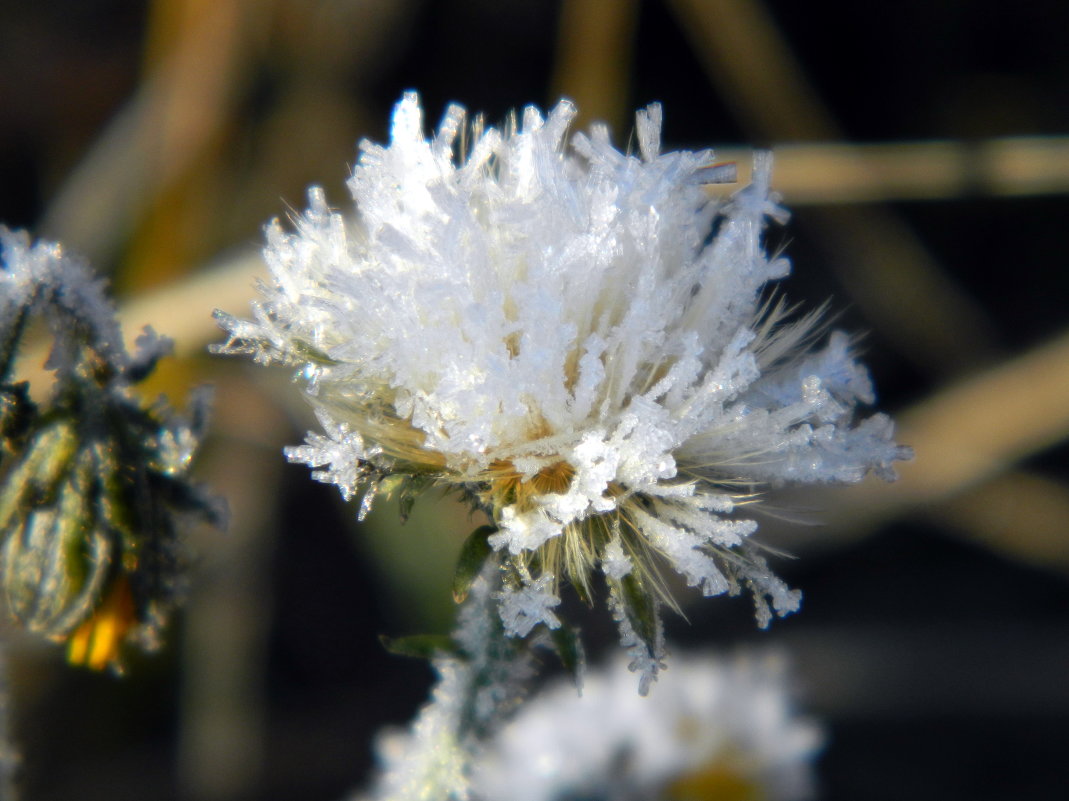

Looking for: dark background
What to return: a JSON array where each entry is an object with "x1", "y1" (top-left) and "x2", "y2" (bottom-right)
[{"x1": 1, "y1": 1, "x2": 1068, "y2": 800}]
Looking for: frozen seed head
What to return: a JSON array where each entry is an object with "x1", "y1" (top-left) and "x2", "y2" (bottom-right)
[{"x1": 215, "y1": 92, "x2": 910, "y2": 690}]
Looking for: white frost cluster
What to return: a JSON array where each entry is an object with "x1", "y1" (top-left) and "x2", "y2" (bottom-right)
[
  {"x1": 0, "y1": 227, "x2": 173, "y2": 378},
  {"x1": 362, "y1": 573, "x2": 536, "y2": 801},
  {"x1": 215, "y1": 93, "x2": 909, "y2": 686},
  {"x1": 471, "y1": 650, "x2": 823, "y2": 801},
  {"x1": 367, "y1": 658, "x2": 471, "y2": 801}
]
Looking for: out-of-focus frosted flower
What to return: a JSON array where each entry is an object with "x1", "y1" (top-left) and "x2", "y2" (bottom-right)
[
  {"x1": 471, "y1": 649, "x2": 822, "y2": 801},
  {"x1": 364, "y1": 572, "x2": 537, "y2": 801},
  {"x1": 215, "y1": 93, "x2": 909, "y2": 689},
  {"x1": 0, "y1": 228, "x2": 223, "y2": 672}
]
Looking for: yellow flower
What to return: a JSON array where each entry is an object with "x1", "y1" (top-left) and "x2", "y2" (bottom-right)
[{"x1": 66, "y1": 575, "x2": 136, "y2": 672}]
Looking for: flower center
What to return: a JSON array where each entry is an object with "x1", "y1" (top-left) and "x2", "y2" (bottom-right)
[{"x1": 485, "y1": 459, "x2": 575, "y2": 511}]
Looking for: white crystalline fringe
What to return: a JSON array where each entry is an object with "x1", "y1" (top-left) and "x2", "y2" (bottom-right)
[{"x1": 215, "y1": 93, "x2": 909, "y2": 687}]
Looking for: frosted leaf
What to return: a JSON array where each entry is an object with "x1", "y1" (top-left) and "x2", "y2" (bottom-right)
[
  {"x1": 607, "y1": 578, "x2": 666, "y2": 696},
  {"x1": 1, "y1": 227, "x2": 126, "y2": 378}
]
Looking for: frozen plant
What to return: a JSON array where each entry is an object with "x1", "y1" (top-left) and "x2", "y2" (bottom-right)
[
  {"x1": 470, "y1": 649, "x2": 822, "y2": 801},
  {"x1": 364, "y1": 570, "x2": 538, "y2": 801},
  {"x1": 0, "y1": 228, "x2": 222, "y2": 673},
  {"x1": 215, "y1": 92, "x2": 910, "y2": 693}
]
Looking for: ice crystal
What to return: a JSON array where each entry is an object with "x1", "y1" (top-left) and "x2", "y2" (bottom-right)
[
  {"x1": 495, "y1": 574, "x2": 562, "y2": 638},
  {"x1": 215, "y1": 93, "x2": 910, "y2": 689}
]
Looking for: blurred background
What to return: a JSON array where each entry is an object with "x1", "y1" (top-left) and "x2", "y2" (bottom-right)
[{"x1": 2, "y1": 0, "x2": 1069, "y2": 799}]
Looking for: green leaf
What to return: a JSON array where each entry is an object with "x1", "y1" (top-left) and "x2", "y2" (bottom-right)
[
  {"x1": 452, "y1": 524, "x2": 497, "y2": 603},
  {"x1": 378, "y1": 633, "x2": 457, "y2": 660}
]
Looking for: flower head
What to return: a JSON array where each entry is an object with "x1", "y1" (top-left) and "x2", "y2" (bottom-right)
[
  {"x1": 215, "y1": 93, "x2": 909, "y2": 688},
  {"x1": 470, "y1": 649, "x2": 822, "y2": 801}
]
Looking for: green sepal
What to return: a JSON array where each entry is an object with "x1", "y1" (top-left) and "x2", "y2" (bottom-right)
[
  {"x1": 378, "y1": 633, "x2": 458, "y2": 660},
  {"x1": 549, "y1": 622, "x2": 584, "y2": 685},
  {"x1": 397, "y1": 474, "x2": 433, "y2": 523},
  {"x1": 374, "y1": 472, "x2": 434, "y2": 523},
  {"x1": 620, "y1": 571, "x2": 658, "y2": 649},
  {"x1": 0, "y1": 382, "x2": 36, "y2": 452},
  {"x1": 289, "y1": 338, "x2": 340, "y2": 367},
  {"x1": 452, "y1": 524, "x2": 497, "y2": 603}
]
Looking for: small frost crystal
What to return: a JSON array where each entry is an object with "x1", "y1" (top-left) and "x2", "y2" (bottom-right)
[{"x1": 215, "y1": 93, "x2": 909, "y2": 688}]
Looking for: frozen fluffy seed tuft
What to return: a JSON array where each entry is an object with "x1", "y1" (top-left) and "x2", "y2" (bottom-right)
[{"x1": 215, "y1": 93, "x2": 910, "y2": 690}]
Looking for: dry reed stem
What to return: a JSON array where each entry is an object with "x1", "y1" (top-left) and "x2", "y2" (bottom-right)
[
  {"x1": 551, "y1": 0, "x2": 639, "y2": 134},
  {"x1": 718, "y1": 138, "x2": 1069, "y2": 204},
  {"x1": 933, "y1": 472, "x2": 1069, "y2": 574},
  {"x1": 800, "y1": 328, "x2": 1069, "y2": 571},
  {"x1": 39, "y1": 0, "x2": 255, "y2": 267},
  {"x1": 666, "y1": 0, "x2": 996, "y2": 375}
]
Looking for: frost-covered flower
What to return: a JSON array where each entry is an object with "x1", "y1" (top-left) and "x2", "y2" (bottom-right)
[
  {"x1": 215, "y1": 93, "x2": 909, "y2": 689},
  {"x1": 0, "y1": 228, "x2": 222, "y2": 672},
  {"x1": 471, "y1": 649, "x2": 822, "y2": 801}
]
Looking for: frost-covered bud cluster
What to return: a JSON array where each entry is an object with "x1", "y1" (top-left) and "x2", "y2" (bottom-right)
[
  {"x1": 215, "y1": 93, "x2": 909, "y2": 689},
  {"x1": 471, "y1": 650, "x2": 822, "y2": 801},
  {"x1": 0, "y1": 228, "x2": 222, "y2": 672}
]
